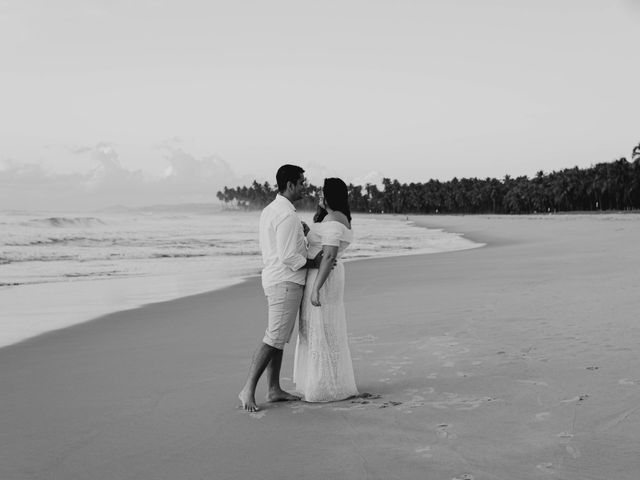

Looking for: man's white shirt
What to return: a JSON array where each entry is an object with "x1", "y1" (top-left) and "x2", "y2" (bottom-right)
[{"x1": 259, "y1": 194, "x2": 308, "y2": 289}]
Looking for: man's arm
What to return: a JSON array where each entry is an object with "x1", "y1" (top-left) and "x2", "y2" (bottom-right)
[
  {"x1": 275, "y1": 214, "x2": 308, "y2": 271},
  {"x1": 304, "y1": 251, "x2": 323, "y2": 269}
]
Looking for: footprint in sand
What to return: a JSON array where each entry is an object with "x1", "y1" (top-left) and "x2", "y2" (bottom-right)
[
  {"x1": 391, "y1": 360, "x2": 413, "y2": 366},
  {"x1": 414, "y1": 446, "x2": 432, "y2": 458},
  {"x1": 452, "y1": 474, "x2": 474, "y2": 480},
  {"x1": 430, "y1": 394, "x2": 497, "y2": 411},
  {"x1": 437, "y1": 423, "x2": 457, "y2": 439},
  {"x1": 358, "y1": 392, "x2": 382, "y2": 399},
  {"x1": 560, "y1": 394, "x2": 589, "y2": 403},
  {"x1": 350, "y1": 393, "x2": 382, "y2": 405},
  {"x1": 332, "y1": 405, "x2": 365, "y2": 411},
  {"x1": 565, "y1": 444, "x2": 581, "y2": 458},
  {"x1": 516, "y1": 379, "x2": 549, "y2": 387},
  {"x1": 290, "y1": 404, "x2": 323, "y2": 414},
  {"x1": 395, "y1": 395, "x2": 425, "y2": 413},
  {"x1": 536, "y1": 463, "x2": 554, "y2": 472},
  {"x1": 378, "y1": 401, "x2": 402, "y2": 409},
  {"x1": 618, "y1": 378, "x2": 638, "y2": 386}
]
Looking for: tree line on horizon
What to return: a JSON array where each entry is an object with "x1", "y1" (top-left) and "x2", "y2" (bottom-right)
[{"x1": 217, "y1": 143, "x2": 640, "y2": 214}]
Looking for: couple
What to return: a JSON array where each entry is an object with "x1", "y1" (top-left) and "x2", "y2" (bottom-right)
[{"x1": 238, "y1": 164, "x2": 358, "y2": 412}]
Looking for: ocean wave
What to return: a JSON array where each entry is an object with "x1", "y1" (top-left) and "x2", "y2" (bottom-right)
[
  {"x1": 62, "y1": 271, "x2": 121, "y2": 278},
  {"x1": 0, "y1": 254, "x2": 78, "y2": 263},
  {"x1": 5, "y1": 236, "x2": 106, "y2": 246},
  {"x1": 150, "y1": 253, "x2": 208, "y2": 259},
  {"x1": 28, "y1": 217, "x2": 106, "y2": 228}
]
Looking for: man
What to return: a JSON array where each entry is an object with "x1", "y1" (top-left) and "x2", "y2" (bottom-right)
[{"x1": 238, "y1": 164, "x2": 321, "y2": 412}]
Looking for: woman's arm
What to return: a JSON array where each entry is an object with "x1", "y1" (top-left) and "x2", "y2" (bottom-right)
[{"x1": 310, "y1": 244, "x2": 338, "y2": 306}]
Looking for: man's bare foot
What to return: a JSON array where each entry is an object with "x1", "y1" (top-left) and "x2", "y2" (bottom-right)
[
  {"x1": 266, "y1": 389, "x2": 301, "y2": 403},
  {"x1": 238, "y1": 389, "x2": 259, "y2": 412}
]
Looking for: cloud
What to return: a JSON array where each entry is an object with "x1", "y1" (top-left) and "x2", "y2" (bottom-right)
[
  {"x1": 0, "y1": 159, "x2": 87, "y2": 211},
  {"x1": 82, "y1": 142, "x2": 145, "y2": 191},
  {"x1": 301, "y1": 162, "x2": 341, "y2": 187},
  {"x1": 0, "y1": 142, "x2": 241, "y2": 211},
  {"x1": 159, "y1": 140, "x2": 235, "y2": 188},
  {"x1": 350, "y1": 170, "x2": 385, "y2": 188},
  {"x1": 68, "y1": 146, "x2": 93, "y2": 155},
  {"x1": 300, "y1": 162, "x2": 385, "y2": 188}
]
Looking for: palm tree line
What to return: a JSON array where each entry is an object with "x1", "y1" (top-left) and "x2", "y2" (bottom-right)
[{"x1": 217, "y1": 143, "x2": 640, "y2": 214}]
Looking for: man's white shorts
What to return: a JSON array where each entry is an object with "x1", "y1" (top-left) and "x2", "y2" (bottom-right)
[{"x1": 262, "y1": 281, "x2": 304, "y2": 350}]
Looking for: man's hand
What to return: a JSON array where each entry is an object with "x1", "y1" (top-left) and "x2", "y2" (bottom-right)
[
  {"x1": 301, "y1": 221, "x2": 310, "y2": 236},
  {"x1": 306, "y1": 251, "x2": 338, "y2": 269},
  {"x1": 311, "y1": 250, "x2": 323, "y2": 268}
]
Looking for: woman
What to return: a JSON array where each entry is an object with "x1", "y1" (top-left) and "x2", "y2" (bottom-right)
[{"x1": 293, "y1": 178, "x2": 359, "y2": 402}]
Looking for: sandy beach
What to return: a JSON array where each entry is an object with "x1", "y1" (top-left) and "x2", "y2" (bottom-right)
[{"x1": 2, "y1": 213, "x2": 640, "y2": 480}]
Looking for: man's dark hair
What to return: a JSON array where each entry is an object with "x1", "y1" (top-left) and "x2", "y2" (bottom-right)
[{"x1": 276, "y1": 164, "x2": 305, "y2": 193}]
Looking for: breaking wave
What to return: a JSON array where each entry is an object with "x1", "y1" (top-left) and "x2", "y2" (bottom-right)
[{"x1": 28, "y1": 217, "x2": 106, "y2": 228}]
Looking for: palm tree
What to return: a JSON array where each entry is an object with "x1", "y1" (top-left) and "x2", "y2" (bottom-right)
[{"x1": 216, "y1": 141, "x2": 640, "y2": 214}]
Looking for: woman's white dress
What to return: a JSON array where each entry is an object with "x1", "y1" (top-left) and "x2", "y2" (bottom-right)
[{"x1": 293, "y1": 220, "x2": 359, "y2": 402}]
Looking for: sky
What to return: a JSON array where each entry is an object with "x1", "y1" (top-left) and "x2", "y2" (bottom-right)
[{"x1": 1, "y1": 0, "x2": 639, "y2": 210}]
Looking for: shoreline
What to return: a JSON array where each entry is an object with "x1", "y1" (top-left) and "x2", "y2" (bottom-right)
[
  {"x1": 0, "y1": 249, "x2": 474, "y2": 353},
  {"x1": 0, "y1": 214, "x2": 482, "y2": 350},
  {"x1": 1, "y1": 210, "x2": 631, "y2": 351},
  {"x1": 3, "y1": 213, "x2": 640, "y2": 479}
]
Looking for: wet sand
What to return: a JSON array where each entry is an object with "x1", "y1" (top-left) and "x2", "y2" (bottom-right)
[{"x1": 2, "y1": 214, "x2": 640, "y2": 480}]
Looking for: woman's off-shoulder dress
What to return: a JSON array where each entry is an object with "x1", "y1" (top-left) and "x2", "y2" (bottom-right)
[{"x1": 293, "y1": 221, "x2": 358, "y2": 402}]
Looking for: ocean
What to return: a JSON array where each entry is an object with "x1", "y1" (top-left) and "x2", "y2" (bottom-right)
[{"x1": 0, "y1": 208, "x2": 483, "y2": 348}]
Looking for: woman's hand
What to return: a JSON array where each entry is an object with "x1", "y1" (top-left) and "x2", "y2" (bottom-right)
[{"x1": 310, "y1": 289, "x2": 321, "y2": 307}]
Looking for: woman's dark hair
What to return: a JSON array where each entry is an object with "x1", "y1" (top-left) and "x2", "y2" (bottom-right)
[{"x1": 322, "y1": 177, "x2": 351, "y2": 223}]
